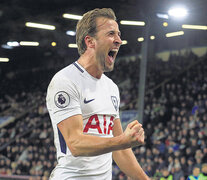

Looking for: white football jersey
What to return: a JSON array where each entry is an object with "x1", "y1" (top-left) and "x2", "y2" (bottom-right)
[{"x1": 46, "y1": 61, "x2": 120, "y2": 180}]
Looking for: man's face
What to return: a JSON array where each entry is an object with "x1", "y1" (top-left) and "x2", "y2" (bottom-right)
[
  {"x1": 202, "y1": 165, "x2": 207, "y2": 173},
  {"x1": 163, "y1": 169, "x2": 169, "y2": 177},
  {"x1": 193, "y1": 168, "x2": 200, "y2": 176},
  {"x1": 93, "y1": 17, "x2": 122, "y2": 72}
]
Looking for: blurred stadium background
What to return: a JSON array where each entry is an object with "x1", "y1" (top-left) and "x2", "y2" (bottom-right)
[{"x1": 0, "y1": 0, "x2": 207, "y2": 179}]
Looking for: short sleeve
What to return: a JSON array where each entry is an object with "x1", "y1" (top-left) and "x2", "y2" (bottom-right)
[{"x1": 46, "y1": 75, "x2": 82, "y2": 125}]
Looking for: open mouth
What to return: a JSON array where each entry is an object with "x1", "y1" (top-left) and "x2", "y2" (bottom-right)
[
  {"x1": 108, "y1": 50, "x2": 116, "y2": 58},
  {"x1": 107, "y1": 49, "x2": 118, "y2": 63}
]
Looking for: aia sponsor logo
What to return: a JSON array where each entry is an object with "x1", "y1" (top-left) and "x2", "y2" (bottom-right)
[{"x1": 83, "y1": 114, "x2": 114, "y2": 135}]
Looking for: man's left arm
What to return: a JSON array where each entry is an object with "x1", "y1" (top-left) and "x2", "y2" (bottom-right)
[{"x1": 112, "y1": 118, "x2": 150, "y2": 180}]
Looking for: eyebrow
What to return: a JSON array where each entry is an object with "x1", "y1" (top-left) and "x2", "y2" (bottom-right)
[{"x1": 108, "y1": 30, "x2": 121, "y2": 36}]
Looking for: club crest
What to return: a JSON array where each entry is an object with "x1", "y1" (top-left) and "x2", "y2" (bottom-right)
[
  {"x1": 54, "y1": 91, "x2": 70, "y2": 108},
  {"x1": 111, "y1": 96, "x2": 118, "y2": 111}
]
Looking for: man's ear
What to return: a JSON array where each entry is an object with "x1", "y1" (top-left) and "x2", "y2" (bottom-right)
[{"x1": 84, "y1": 35, "x2": 95, "y2": 49}]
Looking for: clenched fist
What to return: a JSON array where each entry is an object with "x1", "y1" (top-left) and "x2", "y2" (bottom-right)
[{"x1": 124, "y1": 120, "x2": 145, "y2": 147}]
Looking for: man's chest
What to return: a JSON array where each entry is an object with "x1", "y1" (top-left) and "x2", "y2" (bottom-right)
[{"x1": 80, "y1": 83, "x2": 119, "y2": 116}]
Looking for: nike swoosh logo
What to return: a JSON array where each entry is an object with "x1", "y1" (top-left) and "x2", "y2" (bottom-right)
[{"x1": 84, "y1": 98, "x2": 95, "y2": 104}]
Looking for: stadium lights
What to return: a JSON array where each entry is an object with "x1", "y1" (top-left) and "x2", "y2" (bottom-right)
[
  {"x1": 137, "y1": 36, "x2": 155, "y2": 42},
  {"x1": 120, "y1": 20, "x2": 145, "y2": 26},
  {"x1": 166, "y1": 31, "x2": 184, "y2": 37},
  {"x1": 137, "y1": 37, "x2": 144, "y2": 42},
  {"x1": 163, "y1": 22, "x2": 168, "y2": 27},
  {"x1": 63, "y1": 14, "x2": 82, "y2": 20},
  {"x1": 1, "y1": 44, "x2": 13, "y2": 49},
  {"x1": 7, "y1": 41, "x2": 20, "y2": 47},
  {"x1": 51, "y1": 42, "x2": 56, "y2": 47},
  {"x1": 168, "y1": 7, "x2": 188, "y2": 19},
  {"x1": 66, "y1": 30, "x2": 76, "y2": 36},
  {"x1": 68, "y1": 44, "x2": 78, "y2": 48},
  {"x1": 122, "y1": 40, "x2": 128, "y2": 45},
  {"x1": 20, "y1": 41, "x2": 39, "y2": 46},
  {"x1": 25, "y1": 22, "x2": 56, "y2": 30},
  {"x1": 0, "y1": 58, "x2": 9, "y2": 62},
  {"x1": 156, "y1": 13, "x2": 169, "y2": 19},
  {"x1": 182, "y1": 24, "x2": 207, "y2": 30},
  {"x1": 150, "y1": 36, "x2": 155, "y2": 40}
]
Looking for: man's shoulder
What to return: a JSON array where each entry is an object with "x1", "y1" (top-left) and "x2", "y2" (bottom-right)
[
  {"x1": 53, "y1": 62, "x2": 79, "y2": 81},
  {"x1": 47, "y1": 62, "x2": 80, "y2": 91},
  {"x1": 102, "y1": 74, "x2": 118, "y2": 88},
  {"x1": 102, "y1": 74, "x2": 114, "y2": 83},
  {"x1": 56, "y1": 63, "x2": 74, "y2": 76}
]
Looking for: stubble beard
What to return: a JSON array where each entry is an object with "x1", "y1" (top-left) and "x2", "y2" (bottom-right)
[
  {"x1": 99, "y1": 55, "x2": 114, "y2": 72},
  {"x1": 104, "y1": 63, "x2": 114, "y2": 72}
]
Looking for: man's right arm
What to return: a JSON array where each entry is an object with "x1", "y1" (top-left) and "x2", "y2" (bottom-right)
[{"x1": 57, "y1": 114, "x2": 144, "y2": 157}]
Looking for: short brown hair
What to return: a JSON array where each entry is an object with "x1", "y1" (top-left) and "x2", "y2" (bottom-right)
[{"x1": 76, "y1": 8, "x2": 116, "y2": 55}]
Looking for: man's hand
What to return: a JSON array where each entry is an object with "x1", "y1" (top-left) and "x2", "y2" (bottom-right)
[{"x1": 124, "y1": 120, "x2": 145, "y2": 147}]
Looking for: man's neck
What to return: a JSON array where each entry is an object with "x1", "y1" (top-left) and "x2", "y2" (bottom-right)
[{"x1": 77, "y1": 54, "x2": 103, "y2": 79}]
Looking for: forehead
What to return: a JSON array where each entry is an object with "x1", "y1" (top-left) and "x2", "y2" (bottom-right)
[
  {"x1": 96, "y1": 17, "x2": 120, "y2": 33},
  {"x1": 194, "y1": 167, "x2": 200, "y2": 171}
]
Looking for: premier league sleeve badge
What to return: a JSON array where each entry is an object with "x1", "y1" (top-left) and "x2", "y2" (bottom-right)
[{"x1": 54, "y1": 91, "x2": 70, "y2": 108}]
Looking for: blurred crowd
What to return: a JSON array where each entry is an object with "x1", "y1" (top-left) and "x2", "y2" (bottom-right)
[{"x1": 0, "y1": 51, "x2": 207, "y2": 180}]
